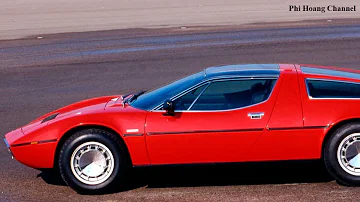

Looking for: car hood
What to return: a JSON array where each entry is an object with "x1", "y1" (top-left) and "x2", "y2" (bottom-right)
[{"x1": 23, "y1": 95, "x2": 120, "y2": 132}]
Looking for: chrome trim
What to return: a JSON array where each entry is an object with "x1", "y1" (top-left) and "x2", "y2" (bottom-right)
[
  {"x1": 147, "y1": 128, "x2": 263, "y2": 136},
  {"x1": 207, "y1": 75, "x2": 279, "y2": 81},
  {"x1": 207, "y1": 68, "x2": 280, "y2": 74},
  {"x1": 11, "y1": 138, "x2": 58, "y2": 147},
  {"x1": 248, "y1": 112, "x2": 264, "y2": 119},
  {"x1": 70, "y1": 141, "x2": 114, "y2": 185},
  {"x1": 171, "y1": 82, "x2": 211, "y2": 106},
  {"x1": 123, "y1": 133, "x2": 143, "y2": 137},
  {"x1": 38, "y1": 139, "x2": 58, "y2": 144},
  {"x1": 187, "y1": 83, "x2": 211, "y2": 110},
  {"x1": 305, "y1": 78, "x2": 360, "y2": 100},
  {"x1": 152, "y1": 77, "x2": 279, "y2": 112},
  {"x1": 267, "y1": 126, "x2": 327, "y2": 131},
  {"x1": 337, "y1": 133, "x2": 360, "y2": 176},
  {"x1": 152, "y1": 82, "x2": 210, "y2": 111}
]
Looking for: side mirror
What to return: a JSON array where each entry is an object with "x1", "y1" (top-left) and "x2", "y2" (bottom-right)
[{"x1": 162, "y1": 100, "x2": 175, "y2": 116}]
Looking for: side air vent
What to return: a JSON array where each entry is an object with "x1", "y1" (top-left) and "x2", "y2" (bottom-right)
[{"x1": 41, "y1": 113, "x2": 59, "y2": 123}]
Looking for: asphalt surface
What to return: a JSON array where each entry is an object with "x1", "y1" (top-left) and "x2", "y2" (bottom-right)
[
  {"x1": 2, "y1": 21, "x2": 360, "y2": 201},
  {"x1": 2, "y1": 0, "x2": 360, "y2": 40}
]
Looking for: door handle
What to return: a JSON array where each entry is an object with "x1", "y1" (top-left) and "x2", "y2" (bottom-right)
[{"x1": 248, "y1": 112, "x2": 264, "y2": 119}]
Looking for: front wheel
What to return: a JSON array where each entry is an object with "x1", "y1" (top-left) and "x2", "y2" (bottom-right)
[
  {"x1": 58, "y1": 129, "x2": 129, "y2": 194},
  {"x1": 324, "y1": 123, "x2": 360, "y2": 186}
]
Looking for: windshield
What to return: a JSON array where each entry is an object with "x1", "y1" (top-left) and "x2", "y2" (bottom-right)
[{"x1": 130, "y1": 71, "x2": 204, "y2": 110}]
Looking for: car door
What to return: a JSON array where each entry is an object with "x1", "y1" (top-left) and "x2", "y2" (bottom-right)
[{"x1": 145, "y1": 77, "x2": 280, "y2": 165}]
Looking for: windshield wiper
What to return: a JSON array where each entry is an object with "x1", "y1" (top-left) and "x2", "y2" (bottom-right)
[
  {"x1": 121, "y1": 93, "x2": 132, "y2": 101},
  {"x1": 121, "y1": 91, "x2": 146, "y2": 107},
  {"x1": 128, "y1": 90, "x2": 146, "y2": 103},
  {"x1": 120, "y1": 93, "x2": 132, "y2": 107}
]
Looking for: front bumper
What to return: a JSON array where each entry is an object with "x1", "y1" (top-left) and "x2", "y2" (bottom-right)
[
  {"x1": 5, "y1": 128, "x2": 57, "y2": 169},
  {"x1": 4, "y1": 138, "x2": 14, "y2": 159}
]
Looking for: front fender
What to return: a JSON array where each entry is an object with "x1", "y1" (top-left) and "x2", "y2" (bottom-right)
[{"x1": 5, "y1": 107, "x2": 150, "y2": 169}]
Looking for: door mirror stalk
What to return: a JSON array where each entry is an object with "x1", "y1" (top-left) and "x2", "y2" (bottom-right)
[{"x1": 162, "y1": 100, "x2": 175, "y2": 116}]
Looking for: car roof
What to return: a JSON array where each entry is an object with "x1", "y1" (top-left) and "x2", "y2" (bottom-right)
[
  {"x1": 201, "y1": 64, "x2": 360, "y2": 82},
  {"x1": 203, "y1": 64, "x2": 280, "y2": 79},
  {"x1": 299, "y1": 64, "x2": 360, "y2": 81}
]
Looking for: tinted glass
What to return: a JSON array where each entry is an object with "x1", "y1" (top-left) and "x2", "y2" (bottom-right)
[
  {"x1": 190, "y1": 79, "x2": 276, "y2": 110},
  {"x1": 130, "y1": 72, "x2": 204, "y2": 110},
  {"x1": 206, "y1": 64, "x2": 280, "y2": 78},
  {"x1": 301, "y1": 67, "x2": 360, "y2": 80},
  {"x1": 307, "y1": 79, "x2": 360, "y2": 98},
  {"x1": 172, "y1": 84, "x2": 207, "y2": 110}
]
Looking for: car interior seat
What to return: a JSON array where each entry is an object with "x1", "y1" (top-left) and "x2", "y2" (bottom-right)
[{"x1": 250, "y1": 83, "x2": 268, "y2": 104}]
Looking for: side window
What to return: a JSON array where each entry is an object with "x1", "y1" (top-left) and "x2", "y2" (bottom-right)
[
  {"x1": 172, "y1": 84, "x2": 207, "y2": 110},
  {"x1": 190, "y1": 79, "x2": 276, "y2": 111},
  {"x1": 307, "y1": 79, "x2": 360, "y2": 98}
]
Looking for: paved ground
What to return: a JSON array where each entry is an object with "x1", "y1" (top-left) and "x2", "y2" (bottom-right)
[
  {"x1": 2, "y1": 20, "x2": 360, "y2": 201},
  {"x1": 1, "y1": 0, "x2": 360, "y2": 39}
]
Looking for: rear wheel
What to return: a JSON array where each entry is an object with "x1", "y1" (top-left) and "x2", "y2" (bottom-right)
[
  {"x1": 324, "y1": 123, "x2": 360, "y2": 186},
  {"x1": 58, "y1": 129, "x2": 129, "y2": 194}
]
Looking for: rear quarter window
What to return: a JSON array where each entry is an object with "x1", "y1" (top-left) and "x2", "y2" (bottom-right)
[{"x1": 306, "y1": 79, "x2": 360, "y2": 98}]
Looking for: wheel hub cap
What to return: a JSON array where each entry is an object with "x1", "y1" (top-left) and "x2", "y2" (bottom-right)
[
  {"x1": 70, "y1": 142, "x2": 114, "y2": 185},
  {"x1": 337, "y1": 133, "x2": 360, "y2": 176}
]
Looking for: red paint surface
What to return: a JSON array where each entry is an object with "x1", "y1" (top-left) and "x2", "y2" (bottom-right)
[{"x1": 5, "y1": 64, "x2": 360, "y2": 169}]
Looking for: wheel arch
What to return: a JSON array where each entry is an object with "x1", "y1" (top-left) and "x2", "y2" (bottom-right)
[
  {"x1": 53, "y1": 124, "x2": 132, "y2": 169},
  {"x1": 322, "y1": 118, "x2": 360, "y2": 158}
]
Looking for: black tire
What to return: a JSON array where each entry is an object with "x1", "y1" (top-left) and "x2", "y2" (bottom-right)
[
  {"x1": 58, "y1": 128, "x2": 129, "y2": 194},
  {"x1": 324, "y1": 123, "x2": 360, "y2": 186}
]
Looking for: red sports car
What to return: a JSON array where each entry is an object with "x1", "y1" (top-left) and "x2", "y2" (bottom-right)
[{"x1": 5, "y1": 64, "x2": 360, "y2": 193}]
